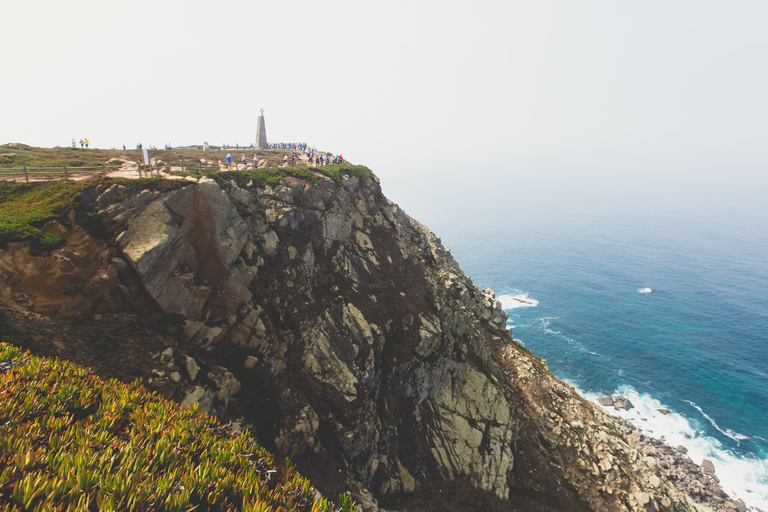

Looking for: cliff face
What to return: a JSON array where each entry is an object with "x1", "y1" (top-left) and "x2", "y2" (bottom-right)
[{"x1": 0, "y1": 171, "x2": 700, "y2": 512}]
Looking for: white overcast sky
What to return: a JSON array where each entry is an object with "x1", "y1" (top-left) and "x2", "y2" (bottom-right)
[{"x1": 3, "y1": 0, "x2": 767, "y2": 220}]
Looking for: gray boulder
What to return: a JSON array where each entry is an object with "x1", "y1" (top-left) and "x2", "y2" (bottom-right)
[
  {"x1": 96, "y1": 184, "x2": 128, "y2": 209},
  {"x1": 614, "y1": 396, "x2": 634, "y2": 410},
  {"x1": 116, "y1": 182, "x2": 248, "y2": 319},
  {"x1": 701, "y1": 458, "x2": 715, "y2": 475}
]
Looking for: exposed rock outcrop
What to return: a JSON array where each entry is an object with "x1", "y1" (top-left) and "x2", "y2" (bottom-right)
[
  {"x1": 104, "y1": 180, "x2": 249, "y2": 319},
  {"x1": 0, "y1": 171, "x2": 716, "y2": 511}
]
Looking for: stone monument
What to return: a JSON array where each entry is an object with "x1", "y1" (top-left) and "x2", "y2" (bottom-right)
[{"x1": 255, "y1": 108, "x2": 267, "y2": 149}]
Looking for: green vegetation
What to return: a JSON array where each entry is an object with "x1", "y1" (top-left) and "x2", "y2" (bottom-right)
[
  {"x1": 0, "y1": 341, "x2": 355, "y2": 511},
  {"x1": 227, "y1": 194, "x2": 249, "y2": 219},
  {"x1": 0, "y1": 178, "x2": 192, "y2": 252},
  {"x1": 315, "y1": 165, "x2": 372, "y2": 187},
  {"x1": 202, "y1": 168, "x2": 320, "y2": 188},
  {"x1": 182, "y1": 165, "x2": 373, "y2": 189},
  {"x1": 0, "y1": 145, "x2": 109, "y2": 169},
  {"x1": 0, "y1": 180, "x2": 91, "y2": 251}
]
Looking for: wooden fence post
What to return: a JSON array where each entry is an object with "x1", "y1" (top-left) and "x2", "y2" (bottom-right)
[
  {"x1": 23, "y1": 166, "x2": 28, "y2": 183},
  {"x1": 181, "y1": 158, "x2": 184, "y2": 173},
  {"x1": 102, "y1": 164, "x2": 105, "y2": 177},
  {"x1": 63, "y1": 167, "x2": 68, "y2": 181}
]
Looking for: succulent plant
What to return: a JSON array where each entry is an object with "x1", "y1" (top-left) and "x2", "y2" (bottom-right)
[{"x1": 0, "y1": 342, "x2": 355, "y2": 512}]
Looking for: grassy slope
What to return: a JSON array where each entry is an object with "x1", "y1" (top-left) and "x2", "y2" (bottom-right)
[{"x1": 0, "y1": 316, "x2": 355, "y2": 512}]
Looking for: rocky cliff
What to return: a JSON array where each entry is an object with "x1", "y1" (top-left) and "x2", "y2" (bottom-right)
[{"x1": 0, "y1": 169, "x2": 711, "y2": 511}]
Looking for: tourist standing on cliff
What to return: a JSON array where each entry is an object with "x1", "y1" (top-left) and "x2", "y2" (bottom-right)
[
  {"x1": 84, "y1": 138, "x2": 89, "y2": 148},
  {"x1": 252, "y1": 154, "x2": 258, "y2": 169},
  {"x1": 226, "y1": 153, "x2": 232, "y2": 170},
  {"x1": 241, "y1": 154, "x2": 246, "y2": 169}
]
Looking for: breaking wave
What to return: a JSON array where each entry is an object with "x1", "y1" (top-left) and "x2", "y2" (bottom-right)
[
  {"x1": 498, "y1": 293, "x2": 539, "y2": 309},
  {"x1": 684, "y1": 400, "x2": 750, "y2": 445},
  {"x1": 570, "y1": 383, "x2": 768, "y2": 510}
]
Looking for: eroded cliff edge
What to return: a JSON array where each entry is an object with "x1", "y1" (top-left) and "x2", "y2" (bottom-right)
[{"x1": 0, "y1": 170, "x2": 702, "y2": 512}]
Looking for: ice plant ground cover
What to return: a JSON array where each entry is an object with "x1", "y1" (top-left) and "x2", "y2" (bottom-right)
[{"x1": 0, "y1": 339, "x2": 355, "y2": 511}]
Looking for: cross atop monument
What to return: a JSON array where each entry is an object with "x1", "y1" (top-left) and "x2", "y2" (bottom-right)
[{"x1": 256, "y1": 109, "x2": 267, "y2": 149}]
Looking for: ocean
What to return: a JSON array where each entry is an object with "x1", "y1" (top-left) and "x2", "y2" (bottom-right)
[{"x1": 418, "y1": 170, "x2": 768, "y2": 509}]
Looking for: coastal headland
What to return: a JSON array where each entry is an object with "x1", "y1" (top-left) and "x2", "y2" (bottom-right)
[{"x1": 0, "y1": 145, "x2": 753, "y2": 511}]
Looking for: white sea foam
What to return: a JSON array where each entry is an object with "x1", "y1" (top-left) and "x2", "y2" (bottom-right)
[
  {"x1": 532, "y1": 317, "x2": 605, "y2": 358},
  {"x1": 638, "y1": 287, "x2": 653, "y2": 294},
  {"x1": 498, "y1": 293, "x2": 539, "y2": 309},
  {"x1": 543, "y1": 327, "x2": 577, "y2": 345},
  {"x1": 684, "y1": 400, "x2": 750, "y2": 445},
  {"x1": 568, "y1": 382, "x2": 768, "y2": 510}
]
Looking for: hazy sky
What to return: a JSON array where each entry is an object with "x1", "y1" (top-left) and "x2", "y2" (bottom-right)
[{"x1": 3, "y1": 1, "x2": 767, "y2": 221}]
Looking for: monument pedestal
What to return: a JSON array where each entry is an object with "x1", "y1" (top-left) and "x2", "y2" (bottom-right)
[{"x1": 256, "y1": 109, "x2": 267, "y2": 149}]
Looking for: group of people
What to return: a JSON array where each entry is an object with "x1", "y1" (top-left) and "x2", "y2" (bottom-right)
[
  {"x1": 297, "y1": 146, "x2": 344, "y2": 166},
  {"x1": 314, "y1": 153, "x2": 344, "y2": 166},
  {"x1": 266, "y1": 142, "x2": 308, "y2": 151},
  {"x1": 280, "y1": 152, "x2": 343, "y2": 167},
  {"x1": 220, "y1": 151, "x2": 344, "y2": 170},
  {"x1": 225, "y1": 153, "x2": 260, "y2": 170},
  {"x1": 72, "y1": 139, "x2": 89, "y2": 148}
]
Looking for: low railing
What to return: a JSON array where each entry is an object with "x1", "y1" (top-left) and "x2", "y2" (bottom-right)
[
  {"x1": 165, "y1": 160, "x2": 222, "y2": 173},
  {"x1": 0, "y1": 165, "x2": 124, "y2": 182},
  {"x1": 0, "y1": 164, "x2": 176, "y2": 182},
  {"x1": 162, "y1": 160, "x2": 269, "y2": 172}
]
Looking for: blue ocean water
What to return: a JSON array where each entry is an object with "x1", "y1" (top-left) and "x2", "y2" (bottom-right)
[{"x1": 423, "y1": 175, "x2": 768, "y2": 508}]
